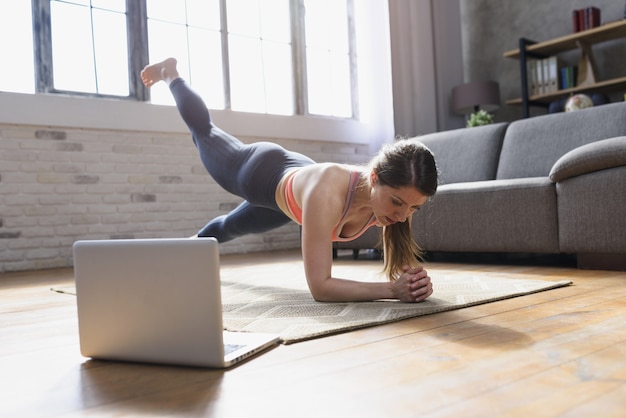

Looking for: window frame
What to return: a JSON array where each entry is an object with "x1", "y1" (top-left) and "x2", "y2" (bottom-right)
[
  {"x1": 31, "y1": 0, "x2": 358, "y2": 118},
  {"x1": 31, "y1": 0, "x2": 149, "y2": 101}
]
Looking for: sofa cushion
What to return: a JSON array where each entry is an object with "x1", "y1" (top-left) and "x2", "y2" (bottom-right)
[
  {"x1": 557, "y1": 166, "x2": 626, "y2": 253},
  {"x1": 497, "y1": 101, "x2": 626, "y2": 180},
  {"x1": 549, "y1": 136, "x2": 626, "y2": 182},
  {"x1": 414, "y1": 177, "x2": 559, "y2": 253},
  {"x1": 410, "y1": 122, "x2": 508, "y2": 185}
]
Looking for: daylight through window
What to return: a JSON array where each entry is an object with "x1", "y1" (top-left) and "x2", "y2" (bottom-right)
[{"x1": 11, "y1": 0, "x2": 357, "y2": 118}]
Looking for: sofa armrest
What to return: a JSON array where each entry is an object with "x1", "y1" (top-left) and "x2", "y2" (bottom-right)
[{"x1": 549, "y1": 136, "x2": 626, "y2": 182}]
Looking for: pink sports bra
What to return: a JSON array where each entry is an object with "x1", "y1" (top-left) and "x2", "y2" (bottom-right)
[{"x1": 284, "y1": 170, "x2": 377, "y2": 242}]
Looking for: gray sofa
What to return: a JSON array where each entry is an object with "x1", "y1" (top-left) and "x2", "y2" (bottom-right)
[{"x1": 334, "y1": 101, "x2": 626, "y2": 270}]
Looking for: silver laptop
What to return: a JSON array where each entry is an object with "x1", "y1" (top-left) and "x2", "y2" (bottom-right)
[{"x1": 72, "y1": 238, "x2": 280, "y2": 368}]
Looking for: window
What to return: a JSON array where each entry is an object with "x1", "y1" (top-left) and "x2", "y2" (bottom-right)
[
  {"x1": 304, "y1": 0, "x2": 356, "y2": 118},
  {"x1": 49, "y1": 0, "x2": 129, "y2": 95},
  {"x1": 0, "y1": 1, "x2": 35, "y2": 93},
  {"x1": 146, "y1": 0, "x2": 224, "y2": 108},
  {"x1": 22, "y1": 0, "x2": 357, "y2": 118},
  {"x1": 226, "y1": 0, "x2": 293, "y2": 114}
]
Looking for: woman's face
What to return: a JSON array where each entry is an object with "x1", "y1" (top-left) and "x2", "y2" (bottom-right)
[{"x1": 370, "y1": 176, "x2": 428, "y2": 226}]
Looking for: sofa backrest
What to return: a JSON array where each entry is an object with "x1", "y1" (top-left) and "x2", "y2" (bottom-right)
[
  {"x1": 496, "y1": 101, "x2": 626, "y2": 179},
  {"x1": 412, "y1": 122, "x2": 508, "y2": 185}
]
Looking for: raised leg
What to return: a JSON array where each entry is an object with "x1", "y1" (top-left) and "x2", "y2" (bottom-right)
[
  {"x1": 198, "y1": 201, "x2": 291, "y2": 242},
  {"x1": 140, "y1": 57, "x2": 180, "y2": 87}
]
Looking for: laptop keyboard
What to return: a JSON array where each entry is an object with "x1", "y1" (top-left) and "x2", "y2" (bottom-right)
[{"x1": 224, "y1": 343, "x2": 245, "y2": 355}]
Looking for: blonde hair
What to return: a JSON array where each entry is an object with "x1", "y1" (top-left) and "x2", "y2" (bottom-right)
[{"x1": 368, "y1": 140, "x2": 438, "y2": 280}]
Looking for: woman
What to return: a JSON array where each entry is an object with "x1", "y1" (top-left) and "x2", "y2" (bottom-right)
[{"x1": 141, "y1": 58, "x2": 438, "y2": 303}]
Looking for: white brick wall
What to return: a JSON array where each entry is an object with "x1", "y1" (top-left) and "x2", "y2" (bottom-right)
[{"x1": 0, "y1": 123, "x2": 371, "y2": 272}]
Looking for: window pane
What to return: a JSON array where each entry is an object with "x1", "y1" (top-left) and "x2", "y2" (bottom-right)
[
  {"x1": 60, "y1": 0, "x2": 90, "y2": 6},
  {"x1": 326, "y1": 1, "x2": 349, "y2": 53},
  {"x1": 92, "y1": 9, "x2": 129, "y2": 96},
  {"x1": 227, "y1": 0, "x2": 260, "y2": 37},
  {"x1": 186, "y1": 0, "x2": 220, "y2": 29},
  {"x1": 0, "y1": 0, "x2": 34, "y2": 93},
  {"x1": 229, "y1": 35, "x2": 265, "y2": 113},
  {"x1": 260, "y1": 0, "x2": 290, "y2": 43},
  {"x1": 147, "y1": 0, "x2": 225, "y2": 108},
  {"x1": 92, "y1": 0, "x2": 125, "y2": 13},
  {"x1": 263, "y1": 42, "x2": 293, "y2": 115},
  {"x1": 227, "y1": 0, "x2": 292, "y2": 114},
  {"x1": 306, "y1": 48, "x2": 329, "y2": 116},
  {"x1": 50, "y1": 1, "x2": 129, "y2": 95},
  {"x1": 147, "y1": 20, "x2": 191, "y2": 105},
  {"x1": 228, "y1": 36, "x2": 294, "y2": 115},
  {"x1": 303, "y1": 0, "x2": 327, "y2": 49},
  {"x1": 304, "y1": 0, "x2": 352, "y2": 117},
  {"x1": 51, "y1": 2, "x2": 97, "y2": 92},
  {"x1": 147, "y1": 0, "x2": 187, "y2": 24},
  {"x1": 188, "y1": 27, "x2": 225, "y2": 109},
  {"x1": 306, "y1": 49, "x2": 351, "y2": 118},
  {"x1": 304, "y1": 0, "x2": 348, "y2": 52},
  {"x1": 227, "y1": 0, "x2": 290, "y2": 41},
  {"x1": 329, "y1": 52, "x2": 352, "y2": 117}
]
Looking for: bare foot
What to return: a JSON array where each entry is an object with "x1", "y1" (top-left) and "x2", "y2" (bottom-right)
[{"x1": 140, "y1": 57, "x2": 180, "y2": 88}]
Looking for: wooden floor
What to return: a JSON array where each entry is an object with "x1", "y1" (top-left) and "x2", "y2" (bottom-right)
[{"x1": 1, "y1": 250, "x2": 625, "y2": 417}]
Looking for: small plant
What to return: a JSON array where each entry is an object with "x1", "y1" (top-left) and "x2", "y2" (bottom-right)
[{"x1": 466, "y1": 109, "x2": 494, "y2": 128}]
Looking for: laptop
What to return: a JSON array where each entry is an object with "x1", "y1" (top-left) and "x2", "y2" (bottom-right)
[{"x1": 72, "y1": 238, "x2": 280, "y2": 368}]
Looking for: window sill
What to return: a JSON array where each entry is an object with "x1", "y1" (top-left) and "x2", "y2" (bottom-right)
[{"x1": 0, "y1": 91, "x2": 370, "y2": 145}]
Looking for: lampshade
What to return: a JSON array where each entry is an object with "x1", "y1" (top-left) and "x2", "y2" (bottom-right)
[{"x1": 451, "y1": 80, "x2": 501, "y2": 114}]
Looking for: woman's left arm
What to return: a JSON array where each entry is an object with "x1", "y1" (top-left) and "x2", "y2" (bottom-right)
[
  {"x1": 302, "y1": 223, "x2": 432, "y2": 302},
  {"x1": 299, "y1": 175, "x2": 432, "y2": 302}
]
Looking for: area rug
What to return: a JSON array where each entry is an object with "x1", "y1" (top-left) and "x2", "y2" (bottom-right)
[
  {"x1": 219, "y1": 273, "x2": 572, "y2": 344},
  {"x1": 53, "y1": 273, "x2": 572, "y2": 344}
]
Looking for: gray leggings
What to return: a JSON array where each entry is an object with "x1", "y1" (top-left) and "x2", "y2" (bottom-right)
[{"x1": 169, "y1": 78, "x2": 315, "y2": 242}]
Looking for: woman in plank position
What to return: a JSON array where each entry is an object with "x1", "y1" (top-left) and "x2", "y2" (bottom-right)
[{"x1": 141, "y1": 58, "x2": 438, "y2": 303}]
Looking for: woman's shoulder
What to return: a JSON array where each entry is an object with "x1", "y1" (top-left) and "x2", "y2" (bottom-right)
[{"x1": 295, "y1": 163, "x2": 358, "y2": 197}]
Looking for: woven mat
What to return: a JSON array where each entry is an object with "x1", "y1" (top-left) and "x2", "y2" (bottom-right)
[
  {"x1": 220, "y1": 272, "x2": 572, "y2": 344},
  {"x1": 53, "y1": 272, "x2": 572, "y2": 345}
]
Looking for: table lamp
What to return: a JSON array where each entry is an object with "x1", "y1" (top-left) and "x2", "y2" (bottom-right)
[{"x1": 451, "y1": 80, "x2": 501, "y2": 115}]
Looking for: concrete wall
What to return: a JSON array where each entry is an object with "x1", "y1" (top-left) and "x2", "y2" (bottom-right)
[{"x1": 461, "y1": 0, "x2": 626, "y2": 122}]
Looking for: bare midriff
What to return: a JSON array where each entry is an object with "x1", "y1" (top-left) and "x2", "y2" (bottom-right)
[{"x1": 274, "y1": 168, "x2": 302, "y2": 224}]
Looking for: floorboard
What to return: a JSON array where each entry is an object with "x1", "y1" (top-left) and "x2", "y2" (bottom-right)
[{"x1": 1, "y1": 250, "x2": 625, "y2": 417}]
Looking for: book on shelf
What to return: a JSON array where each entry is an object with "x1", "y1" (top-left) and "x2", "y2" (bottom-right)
[
  {"x1": 573, "y1": 7, "x2": 601, "y2": 32},
  {"x1": 560, "y1": 66, "x2": 578, "y2": 90},
  {"x1": 527, "y1": 56, "x2": 566, "y2": 96}
]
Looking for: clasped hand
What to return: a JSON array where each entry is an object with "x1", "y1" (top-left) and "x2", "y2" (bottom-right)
[{"x1": 392, "y1": 265, "x2": 433, "y2": 303}]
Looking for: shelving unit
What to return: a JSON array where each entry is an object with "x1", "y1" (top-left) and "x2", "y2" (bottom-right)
[{"x1": 503, "y1": 19, "x2": 626, "y2": 117}]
